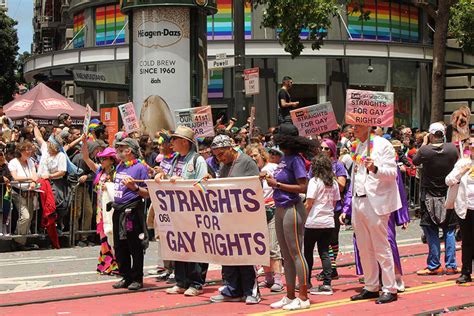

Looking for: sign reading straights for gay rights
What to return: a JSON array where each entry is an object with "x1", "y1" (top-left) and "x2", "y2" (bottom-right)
[
  {"x1": 146, "y1": 177, "x2": 270, "y2": 266},
  {"x1": 345, "y1": 89, "x2": 394, "y2": 127},
  {"x1": 174, "y1": 106, "x2": 215, "y2": 138},
  {"x1": 290, "y1": 102, "x2": 338, "y2": 137}
]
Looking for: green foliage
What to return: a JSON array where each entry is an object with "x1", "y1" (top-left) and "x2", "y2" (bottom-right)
[
  {"x1": 0, "y1": 8, "x2": 19, "y2": 105},
  {"x1": 253, "y1": 0, "x2": 341, "y2": 57},
  {"x1": 449, "y1": 0, "x2": 474, "y2": 54},
  {"x1": 16, "y1": 51, "x2": 31, "y2": 84}
]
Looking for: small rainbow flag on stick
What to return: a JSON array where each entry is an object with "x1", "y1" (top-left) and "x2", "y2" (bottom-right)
[{"x1": 193, "y1": 178, "x2": 208, "y2": 194}]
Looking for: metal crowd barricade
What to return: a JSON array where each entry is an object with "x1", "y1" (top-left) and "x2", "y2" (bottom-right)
[
  {"x1": 69, "y1": 180, "x2": 153, "y2": 247},
  {"x1": 0, "y1": 181, "x2": 54, "y2": 245},
  {"x1": 402, "y1": 167, "x2": 421, "y2": 216},
  {"x1": 69, "y1": 180, "x2": 97, "y2": 247}
]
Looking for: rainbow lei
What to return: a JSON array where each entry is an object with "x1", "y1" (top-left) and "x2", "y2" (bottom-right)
[
  {"x1": 121, "y1": 159, "x2": 148, "y2": 168},
  {"x1": 350, "y1": 133, "x2": 375, "y2": 164}
]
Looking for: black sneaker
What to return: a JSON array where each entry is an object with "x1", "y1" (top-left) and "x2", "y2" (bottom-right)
[
  {"x1": 310, "y1": 285, "x2": 333, "y2": 295},
  {"x1": 112, "y1": 279, "x2": 131, "y2": 289},
  {"x1": 76, "y1": 241, "x2": 88, "y2": 247},
  {"x1": 166, "y1": 273, "x2": 176, "y2": 284},
  {"x1": 456, "y1": 274, "x2": 472, "y2": 284},
  {"x1": 331, "y1": 269, "x2": 339, "y2": 279},
  {"x1": 128, "y1": 281, "x2": 143, "y2": 290}
]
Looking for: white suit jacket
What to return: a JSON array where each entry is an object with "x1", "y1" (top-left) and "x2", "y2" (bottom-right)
[
  {"x1": 352, "y1": 136, "x2": 402, "y2": 216},
  {"x1": 445, "y1": 158, "x2": 472, "y2": 219}
]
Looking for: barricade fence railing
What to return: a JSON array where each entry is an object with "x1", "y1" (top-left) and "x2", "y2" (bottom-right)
[
  {"x1": 1, "y1": 171, "x2": 421, "y2": 250},
  {"x1": 401, "y1": 166, "x2": 421, "y2": 215}
]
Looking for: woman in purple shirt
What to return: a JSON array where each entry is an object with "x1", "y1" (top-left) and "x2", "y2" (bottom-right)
[{"x1": 264, "y1": 124, "x2": 319, "y2": 311}]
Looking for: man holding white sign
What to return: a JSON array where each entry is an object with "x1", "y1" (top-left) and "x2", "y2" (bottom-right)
[
  {"x1": 344, "y1": 89, "x2": 401, "y2": 304},
  {"x1": 209, "y1": 135, "x2": 262, "y2": 305}
]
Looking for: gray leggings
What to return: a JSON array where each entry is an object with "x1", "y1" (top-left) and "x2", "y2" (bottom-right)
[{"x1": 275, "y1": 201, "x2": 309, "y2": 288}]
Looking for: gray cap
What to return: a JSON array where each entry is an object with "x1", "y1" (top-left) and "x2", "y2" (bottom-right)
[
  {"x1": 115, "y1": 137, "x2": 141, "y2": 157},
  {"x1": 211, "y1": 135, "x2": 233, "y2": 149}
]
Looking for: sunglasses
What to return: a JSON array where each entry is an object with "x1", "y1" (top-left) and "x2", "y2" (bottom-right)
[{"x1": 320, "y1": 146, "x2": 331, "y2": 151}]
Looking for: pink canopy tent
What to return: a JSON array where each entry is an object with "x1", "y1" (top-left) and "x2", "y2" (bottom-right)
[{"x1": 2, "y1": 83, "x2": 99, "y2": 120}]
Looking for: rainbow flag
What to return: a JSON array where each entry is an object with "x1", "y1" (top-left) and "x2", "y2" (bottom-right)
[
  {"x1": 193, "y1": 179, "x2": 208, "y2": 194},
  {"x1": 73, "y1": 12, "x2": 85, "y2": 48}
]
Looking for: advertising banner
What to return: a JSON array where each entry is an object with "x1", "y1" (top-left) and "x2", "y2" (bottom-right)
[
  {"x1": 146, "y1": 177, "x2": 270, "y2": 266},
  {"x1": 132, "y1": 7, "x2": 190, "y2": 135},
  {"x1": 175, "y1": 106, "x2": 215, "y2": 138},
  {"x1": 345, "y1": 89, "x2": 394, "y2": 127},
  {"x1": 118, "y1": 102, "x2": 140, "y2": 133},
  {"x1": 100, "y1": 107, "x2": 119, "y2": 145},
  {"x1": 290, "y1": 102, "x2": 337, "y2": 137}
]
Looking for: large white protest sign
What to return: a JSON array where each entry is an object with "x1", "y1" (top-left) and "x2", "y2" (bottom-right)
[
  {"x1": 146, "y1": 177, "x2": 270, "y2": 266},
  {"x1": 175, "y1": 106, "x2": 215, "y2": 138},
  {"x1": 290, "y1": 102, "x2": 338, "y2": 137}
]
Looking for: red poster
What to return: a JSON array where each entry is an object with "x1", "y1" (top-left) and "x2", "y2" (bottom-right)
[{"x1": 101, "y1": 107, "x2": 119, "y2": 146}]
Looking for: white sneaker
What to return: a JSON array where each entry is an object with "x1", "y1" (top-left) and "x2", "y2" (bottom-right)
[
  {"x1": 270, "y1": 296, "x2": 292, "y2": 309},
  {"x1": 396, "y1": 278, "x2": 405, "y2": 292},
  {"x1": 282, "y1": 298, "x2": 310, "y2": 310}
]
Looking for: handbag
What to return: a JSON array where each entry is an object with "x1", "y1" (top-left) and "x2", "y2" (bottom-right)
[{"x1": 444, "y1": 182, "x2": 459, "y2": 210}]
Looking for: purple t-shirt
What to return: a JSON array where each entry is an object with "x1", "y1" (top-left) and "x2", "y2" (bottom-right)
[
  {"x1": 114, "y1": 163, "x2": 149, "y2": 204},
  {"x1": 273, "y1": 155, "x2": 308, "y2": 208},
  {"x1": 159, "y1": 156, "x2": 175, "y2": 175},
  {"x1": 332, "y1": 160, "x2": 348, "y2": 212}
]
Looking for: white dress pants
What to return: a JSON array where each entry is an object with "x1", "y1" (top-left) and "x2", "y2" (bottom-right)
[{"x1": 352, "y1": 196, "x2": 397, "y2": 294}]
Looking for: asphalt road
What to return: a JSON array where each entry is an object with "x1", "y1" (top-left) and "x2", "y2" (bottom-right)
[{"x1": 0, "y1": 219, "x2": 425, "y2": 294}]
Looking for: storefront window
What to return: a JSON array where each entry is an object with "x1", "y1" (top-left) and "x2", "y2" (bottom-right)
[
  {"x1": 207, "y1": 0, "x2": 252, "y2": 40},
  {"x1": 347, "y1": 0, "x2": 420, "y2": 43},
  {"x1": 95, "y1": 4, "x2": 127, "y2": 46},
  {"x1": 391, "y1": 60, "x2": 419, "y2": 127},
  {"x1": 349, "y1": 58, "x2": 388, "y2": 89},
  {"x1": 73, "y1": 11, "x2": 85, "y2": 48}
]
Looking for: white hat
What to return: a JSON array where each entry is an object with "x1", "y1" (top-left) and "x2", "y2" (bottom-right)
[{"x1": 428, "y1": 122, "x2": 445, "y2": 135}]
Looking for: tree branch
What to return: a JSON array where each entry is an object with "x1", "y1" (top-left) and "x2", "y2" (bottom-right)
[{"x1": 412, "y1": 0, "x2": 438, "y2": 19}]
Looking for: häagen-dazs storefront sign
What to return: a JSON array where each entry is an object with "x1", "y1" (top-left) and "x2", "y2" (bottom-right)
[{"x1": 132, "y1": 7, "x2": 190, "y2": 136}]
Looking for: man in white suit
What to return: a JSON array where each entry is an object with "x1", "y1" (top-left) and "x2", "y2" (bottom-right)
[{"x1": 349, "y1": 125, "x2": 402, "y2": 304}]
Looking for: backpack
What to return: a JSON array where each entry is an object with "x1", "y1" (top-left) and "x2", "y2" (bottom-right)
[{"x1": 191, "y1": 153, "x2": 216, "y2": 179}]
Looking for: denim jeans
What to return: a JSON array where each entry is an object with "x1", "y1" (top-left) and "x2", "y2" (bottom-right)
[{"x1": 422, "y1": 225, "x2": 457, "y2": 270}]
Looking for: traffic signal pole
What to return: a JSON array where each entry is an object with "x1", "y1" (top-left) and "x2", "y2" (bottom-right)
[{"x1": 233, "y1": 0, "x2": 246, "y2": 124}]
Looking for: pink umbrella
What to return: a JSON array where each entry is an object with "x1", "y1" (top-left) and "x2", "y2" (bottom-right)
[{"x1": 2, "y1": 83, "x2": 99, "y2": 119}]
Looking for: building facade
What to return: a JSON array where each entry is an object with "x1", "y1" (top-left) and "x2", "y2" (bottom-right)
[{"x1": 24, "y1": 0, "x2": 474, "y2": 129}]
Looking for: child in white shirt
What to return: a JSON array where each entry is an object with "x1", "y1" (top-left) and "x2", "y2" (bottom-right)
[{"x1": 304, "y1": 154, "x2": 340, "y2": 295}]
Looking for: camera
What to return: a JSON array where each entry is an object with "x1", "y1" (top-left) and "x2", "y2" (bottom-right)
[{"x1": 367, "y1": 65, "x2": 374, "y2": 73}]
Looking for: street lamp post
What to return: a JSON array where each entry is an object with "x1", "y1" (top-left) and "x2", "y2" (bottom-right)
[{"x1": 233, "y1": 0, "x2": 247, "y2": 124}]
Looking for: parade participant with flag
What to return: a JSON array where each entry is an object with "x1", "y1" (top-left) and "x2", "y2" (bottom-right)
[
  {"x1": 348, "y1": 125, "x2": 401, "y2": 304},
  {"x1": 154, "y1": 126, "x2": 209, "y2": 297}
]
